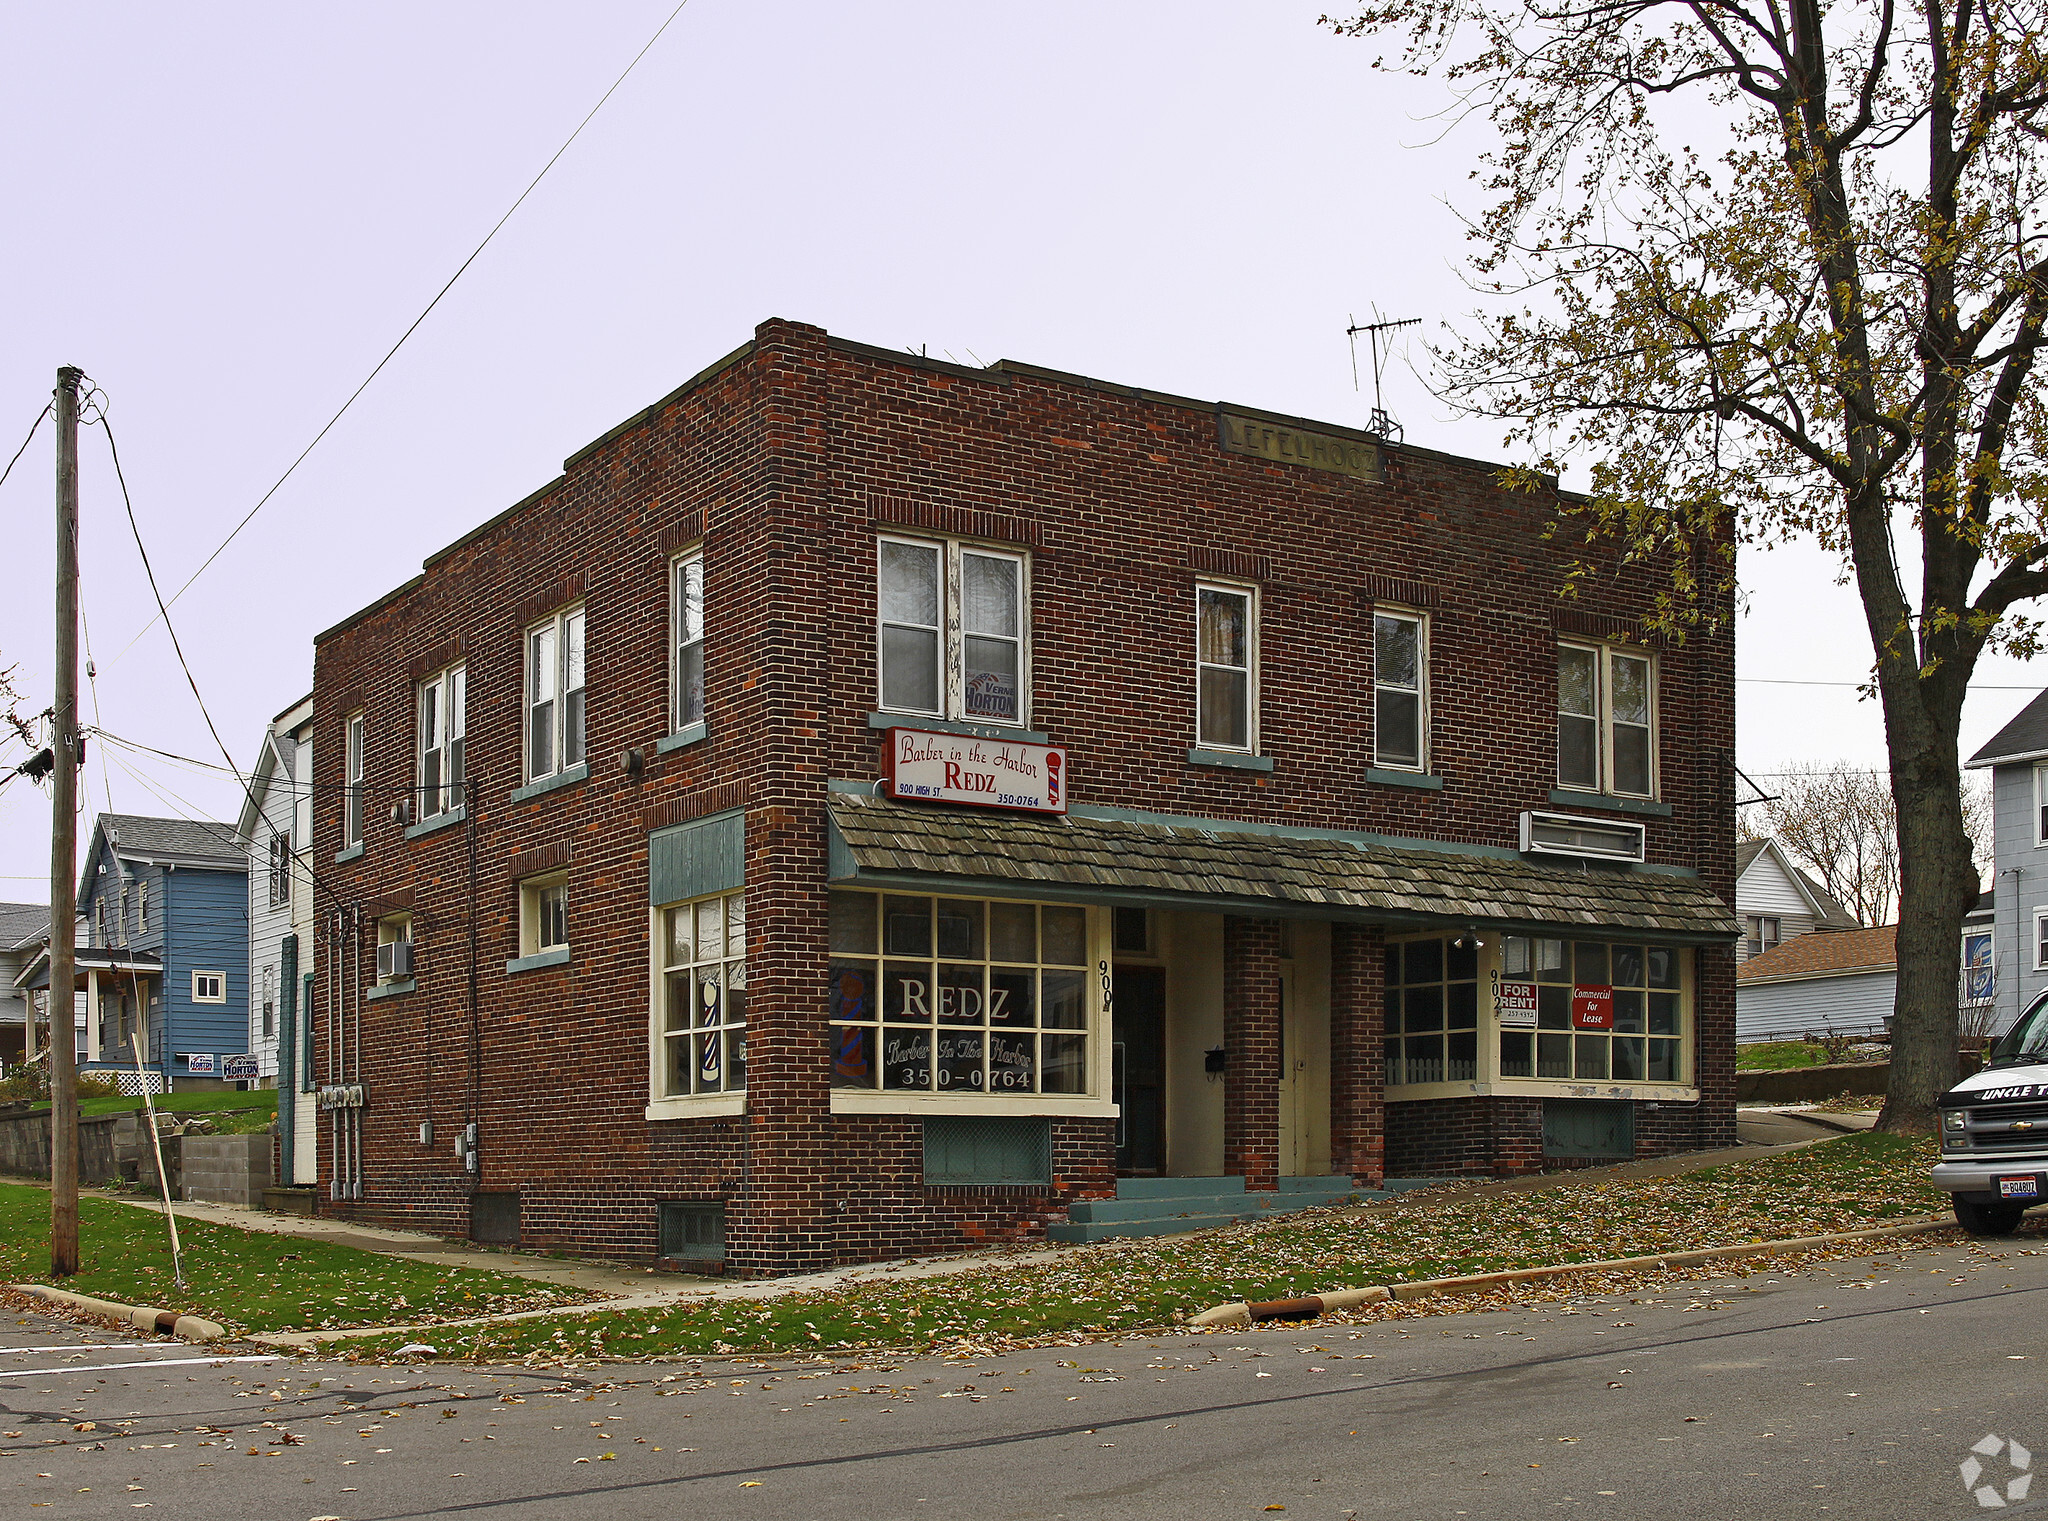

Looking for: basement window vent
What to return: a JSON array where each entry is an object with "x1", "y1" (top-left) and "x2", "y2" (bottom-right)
[
  {"x1": 468, "y1": 1191, "x2": 521, "y2": 1246},
  {"x1": 923, "y1": 1116, "x2": 1052, "y2": 1186},
  {"x1": 658, "y1": 1201, "x2": 726, "y2": 1262},
  {"x1": 1543, "y1": 1099, "x2": 1635, "y2": 1159}
]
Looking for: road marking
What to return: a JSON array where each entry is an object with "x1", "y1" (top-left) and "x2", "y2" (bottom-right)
[
  {"x1": 1, "y1": 1354, "x2": 278, "y2": 1378},
  {"x1": 0, "y1": 1344, "x2": 156, "y2": 1354}
]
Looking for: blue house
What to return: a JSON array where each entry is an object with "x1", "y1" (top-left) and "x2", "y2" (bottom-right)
[
  {"x1": 1967, "y1": 692, "x2": 2048, "y2": 1036},
  {"x1": 17, "y1": 814, "x2": 249, "y2": 1091}
]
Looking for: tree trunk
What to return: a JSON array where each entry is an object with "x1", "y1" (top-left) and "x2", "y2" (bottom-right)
[{"x1": 1877, "y1": 729, "x2": 1977, "y2": 1133}]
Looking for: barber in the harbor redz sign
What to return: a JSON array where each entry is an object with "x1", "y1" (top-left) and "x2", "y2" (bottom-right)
[
  {"x1": 1571, "y1": 986, "x2": 1615, "y2": 1030},
  {"x1": 886, "y1": 727, "x2": 1068, "y2": 814}
]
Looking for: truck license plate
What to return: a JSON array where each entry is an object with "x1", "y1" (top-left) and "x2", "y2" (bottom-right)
[{"x1": 1998, "y1": 1176, "x2": 2039, "y2": 1199}]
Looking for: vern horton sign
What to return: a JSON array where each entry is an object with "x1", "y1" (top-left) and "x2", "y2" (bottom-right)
[
  {"x1": 885, "y1": 727, "x2": 1067, "y2": 815},
  {"x1": 1218, "y1": 411, "x2": 1382, "y2": 483}
]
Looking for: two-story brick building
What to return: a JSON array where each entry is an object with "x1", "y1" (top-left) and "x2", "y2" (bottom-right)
[{"x1": 306, "y1": 318, "x2": 1739, "y2": 1275}]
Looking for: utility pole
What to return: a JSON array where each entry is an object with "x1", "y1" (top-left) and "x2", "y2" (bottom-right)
[{"x1": 50, "y1": 365, "x2": 82, "y2": 1278}]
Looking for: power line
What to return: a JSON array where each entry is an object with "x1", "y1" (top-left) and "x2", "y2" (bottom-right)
[
  {"x1": 0, "y1": 404, "x2": 50, "y2": 495},
  {"x1": 1737, "y1": 677, "x2": 2046, "y2": 690},
  {"x1": 107, "y1": 0, "x2": 697, "y2": 665}
]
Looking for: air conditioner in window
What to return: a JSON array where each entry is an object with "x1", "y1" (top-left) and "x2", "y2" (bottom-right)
[
  {"x1": 1518, "y1": 810, "x2": 1648, "y2": 864},
  {"x1": 376, "y1": 940, "x2": 414, "y2": 980}
]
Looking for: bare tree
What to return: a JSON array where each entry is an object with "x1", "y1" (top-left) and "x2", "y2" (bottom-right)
[
  {"x1": 1739, "y1": 763, "x2": 1990, "y2": 926},
  {"x1": 1326, "y1": 0, "x2": 2048, "y2": 1130}
]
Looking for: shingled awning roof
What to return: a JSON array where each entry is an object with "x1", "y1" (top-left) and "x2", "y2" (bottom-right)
[{"x1": 827, "y1": 793, "x2": 1739, "y2": 943}]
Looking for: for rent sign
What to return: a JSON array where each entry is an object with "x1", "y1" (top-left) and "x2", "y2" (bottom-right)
[{"x1": 885, "y1": 728, "x2": 1067, "y2": 814}]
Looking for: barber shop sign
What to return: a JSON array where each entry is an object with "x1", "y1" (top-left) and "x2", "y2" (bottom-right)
[{"x1": 884, "y1": 727, "x2": 1067, "y2": 814}]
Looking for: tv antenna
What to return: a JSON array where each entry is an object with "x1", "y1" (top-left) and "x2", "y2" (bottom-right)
[{"x1": 1347, "y1": 310, "x2": 1421, "y2": 444}]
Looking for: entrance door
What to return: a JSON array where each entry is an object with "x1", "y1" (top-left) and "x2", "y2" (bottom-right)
[
  {"x1": 1277, "y1": 970, "x2": 1325, "y2": 1175},
  {"x1": 1113, "y1": 966, "x2": 1165, "y2": 1173}
]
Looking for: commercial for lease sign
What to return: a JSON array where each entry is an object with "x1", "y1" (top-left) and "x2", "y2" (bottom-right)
[
  {"x1": 1495, "y1": 979, "x2": 1538, "y2": 1028},
  {"x1": 885, "y1": 727, "x2": 1067, "y2": 814},
  {"x1": 1571, "y1": 985, "x2": 1615, "y2": 1030}
]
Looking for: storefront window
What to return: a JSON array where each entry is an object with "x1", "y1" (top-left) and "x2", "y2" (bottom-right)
[
  {"x1": 1383, "y1": 936, "x2": 1480, "y2": 1085},
  {"x1": 658, "y1": 892, "x2": 747, "y2": 1096},
  {"x1": 829, "y1": 891, "x2": 1090, "y2": 1095},
  {"x1": 1497, "y1": 937, "x2": 1685, "y2": 1083}
]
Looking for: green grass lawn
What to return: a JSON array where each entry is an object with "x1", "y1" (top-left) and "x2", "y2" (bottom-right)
[
  {"x1": 0, "y1": 1182, "x2": 595, "y2": 1335},
  {"x1": 1736, "y1": 1040, "x2": 1836, "y2": 1070},
  {"x1": 24, "y1": 1088, "x2": 277, "y2": 1120},
  {"x1": 350, "y1": 1132, "x2": 1957, "y2": 1365}
]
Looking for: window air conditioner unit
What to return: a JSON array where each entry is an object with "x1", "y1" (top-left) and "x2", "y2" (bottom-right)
[
  {"x1": 377, "y1": 940, "x2": 414, "y2": 980},
  {"x1": 1519, "y1": 810, "x2": 1647, "y2": 864}
]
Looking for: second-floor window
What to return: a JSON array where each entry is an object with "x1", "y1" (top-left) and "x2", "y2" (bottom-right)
[
  {"x1": 1373, "y1": 610, "x2": 1427, "y2": 770},
  {"x1": 1196, "y1": 583, "x2": 1256, "y2": 752},
  {"x1": 527, "y1": 606, "x2": 586, "y2": 781},
  {"x1": 877, "y1": 537, "x2": 1028, "y2": 726},
  {"x1": 268, "y1": 832, "x2": 291, "y2": 909},
  {"x1": 138, "y1": 883, "x2": 148, "y2": 935},
  {"x1": 344, "y1": 712, "x2": 365, "y2": 847},
  {"x1": 1744, "y1": 915, "x2": 1780, "y2": 958},
  {"x1": 673, "y1": 553, "x2": 705, "y2": 733},
  {"x1": 1557, "y1": 642, "x2": 1655, "y2": 797},
  {"x1": 418, "y1": 664, "x2": 466, "y2": 817}
]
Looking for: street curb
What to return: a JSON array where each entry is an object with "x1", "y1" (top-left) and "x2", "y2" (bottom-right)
[
  {"x1": 1187, "y1": 1216, "x2": 1959, "y2": 1327},
  {"x1": 12, "y1": 1282, "x2": 228, "y2": 1343}
]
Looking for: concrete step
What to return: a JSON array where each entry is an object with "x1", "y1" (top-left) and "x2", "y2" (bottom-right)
[
  {"x1": 1111, "y1": 1175, "x2": 1248, "y2": 1201},
  {"x1": 1047, "y1": 1213, "x2": 1245, "y2": 1244},
  {"x1": 1277, "y1": 1175, "x2": 1360, "y2": 1195},
  {"x1": 1069, "y1": 1194, "x2": 1263, "y2": 1224}
]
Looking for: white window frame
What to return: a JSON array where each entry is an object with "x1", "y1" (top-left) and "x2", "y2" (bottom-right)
[
  {"x1": 875, "y1": 535, "x2": 1031, "y2": 729},
  {"x1": 526, "y1": 605, "x2": 587, "y2": 783},
  {"x1": 344, "y1": 711, "x2": 366, "y2": 847},
  {"x1": 2035, "y1": 908, "x2": 2048, "y2": 971},
  {"x1": 672, "y1": 551, "x2": 706, "y2": 734},
  {"x1": 1195, "y1": 581, "x2": 1258, "y2": 753},
  {"x1": 1372, "y1": 608, "x2": 1428, "y2": 772},
  {"x1": 268, "y1": 831, "x2": 292, "y2": 909},
  {"x1": 519, "y1": 873, "x2": 570, "y2": 958},
  {"x1": 1745, "y1": 914, "x2": 1781, "y2": 958},
  {"x1": 1556, "y1": 641, "x2": 1657, "y2": 798},
  {"x1": 375, "y1": 913, "x2": 412, "y2": 984},
  {"x1": 417, "y1": 663, "x2": 466, "y2": 819},
  {"x1": 138, "y1": 882, "x2": 148, "y2": 936},
  {"x1": 191, "y1": 970, "x2": 227, "y2": 1004},
  {"x1": 2035, "y1": 762, "x2": 2048, "y2": 847},
  {"x1": 649, "y1": 890, "x2": 749, "y2": 1110}
]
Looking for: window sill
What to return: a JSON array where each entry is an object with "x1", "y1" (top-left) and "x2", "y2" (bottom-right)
[
  {"x1": 1187, "y1": 748, "x2": 1275, "y2": 773},
  {"x1": 830, "y1": 1091, "x2": 1119, "y2": 1118},
  {"x1": 1547, "y1": 788, "x2": 1673, "y2": 818},
  {"x1": 403, "y1": 805, "x2": 466, "y2": 840},
  {"x1": 655, "y1": 721, "x2": 709, "y2": 754},
  {"x1": 333, "y1": 844, "x2": 364, "y2": 864},
  {"x1": 364, "y1": 978, "x2": 416, "y2": 1002},
  {"x1": 511, "y1": 762, "x2": 589, "y2": 805},
  {"x1": 1367, "y1": 768, "x2": 1443, "y2": 791},
  {"x1": 1386, "y1": 1079, "x2": 1698, "y2": 1103},
  {"x1": 645, "y1": 1093, "x2": 746, "y2": 1121},
  {"x1": 505, "y1": 946, "x2": 571, "y2": 976},
  {"x1": 869, "y1": 712, "x2": 1050, "y2": 745}
]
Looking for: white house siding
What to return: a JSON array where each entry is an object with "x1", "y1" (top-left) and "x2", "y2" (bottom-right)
[
  {"x1": 247, "y1": 748, "x2": 295, "y2": 1080},
  {"x1": 1734, "y1": 851, "x2": 1820, "y2": 963},
  {"x1": 290, "y1": 736, "x2": 318, "y2": 1183},
  {"x1": 1737, "y1": 971, "x2": 1897, "y2": 1042}
]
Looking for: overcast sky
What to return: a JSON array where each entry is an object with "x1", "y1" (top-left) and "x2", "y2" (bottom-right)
[{"x1": 0, "y1": 1, "x2": 2039, "y2": 899}]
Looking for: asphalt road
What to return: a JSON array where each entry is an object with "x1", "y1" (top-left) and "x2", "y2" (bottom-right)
[{"x1": 6, "y1": 1234, "x2": 2047, "y2": 1521}]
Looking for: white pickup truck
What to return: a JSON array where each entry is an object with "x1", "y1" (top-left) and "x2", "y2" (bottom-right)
[{"x1": 1934, "y1": 994, "x2": 2048, "y2": 1235}]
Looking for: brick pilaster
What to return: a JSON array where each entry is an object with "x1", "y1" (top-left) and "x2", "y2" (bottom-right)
[
  {"x1": 1329, "y1": 922, "x2": 1385, "y2": 1185},
  {"x1": 1223, "y1": 916, "x2": 1282, "y2": 1191}
]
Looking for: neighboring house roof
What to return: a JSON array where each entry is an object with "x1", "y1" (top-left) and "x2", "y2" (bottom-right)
[
  {"x1": 1795, "y1": 870, "x2": 1862, "y2": 930},
  {"x1": 1735, "y1": 838, "x2": 1768, "y2": 877},
  {"x1": 0, "y1": 902, "x2": 49, "y2": 951},
  {"x1": 1966, "y1": 888, "x2": 1995, "y2": 924},
  {"x1": 238, "y1": 698, "x2": 313, "y2": 847},
  {"x1": 1968, "y1": 688, "x2": 2048, "y2": 768},
  {"x1": 79, "y1": 813, "x2": 244, "y2": 903},
  {"x1": 1737, "y1": 923, "x2": 1897, "y2": 983}
]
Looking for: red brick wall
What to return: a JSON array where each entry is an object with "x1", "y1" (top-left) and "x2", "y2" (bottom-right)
[
  {"x1": 1223, "y1": 917, "x2": 1283, "y2": 1190},
  {"x1": 1329, "y1": 923, "x2": 1385, "y2": 1185},
  {"x1": 307, "y1": 316, "x2": 1736, "y2": 1271}
]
